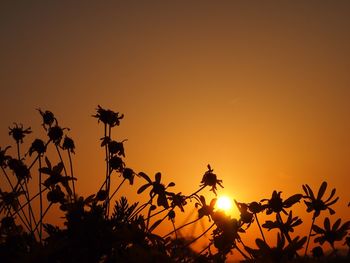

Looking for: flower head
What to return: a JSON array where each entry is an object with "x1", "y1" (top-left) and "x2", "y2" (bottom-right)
[
  {"x1": 0, "y1": 146, "x2": 11, "y2": 168},
  {"x1": 93, "y1": 105, "x2": 124, "y2": 127},
  {"x1": 312, "y1": 217, "x2": 350, "y2": 247},
  {"x1": 62, "y1": 135, "x2": 75, "y2": 153},
  {"x1": 261, "y1": 191, "x2": 302, "y2": 215},
  {"x1": 303, "y1": 181, "x2": 339, "y2": 218},
  {"x1": 37, "y1": 108, "x2": 56, "y2": 130},
  {"x1": 28, "y1": 139, "x2": 46, "y2": 156},
  {"x1": 8, "y1": 123, "x2": 31, "y2": 144},
  {"x1": 200, "y1": 165, "x2": 223, "y2": 195}
]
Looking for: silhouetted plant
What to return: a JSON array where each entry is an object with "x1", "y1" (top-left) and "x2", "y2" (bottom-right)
[{"x1": 0, "y1": 106, "x2": 349, "y2": 263}]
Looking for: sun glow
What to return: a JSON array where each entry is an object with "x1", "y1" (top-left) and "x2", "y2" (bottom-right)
[{"x1": 216, "y1": 196, "x2": 233, "y2": 212}]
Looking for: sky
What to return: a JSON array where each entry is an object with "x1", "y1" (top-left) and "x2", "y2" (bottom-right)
[{"x1": 1, "y1": 0, "x2": 350, "y2": 258}]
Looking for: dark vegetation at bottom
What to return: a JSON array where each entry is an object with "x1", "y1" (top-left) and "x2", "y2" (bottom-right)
[{"x1": 0, "y1": 106, "x2": 349, "y2": 262}]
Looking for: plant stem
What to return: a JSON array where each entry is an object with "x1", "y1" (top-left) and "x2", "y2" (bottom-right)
[
  {"x1": 38, "y1": 156, "x2": 43, "y2": 243},
  {"x1": 33, "y1": 202, "x2": 53, "y2": 233},
  {"x1": 109, "y1": 178, "x2": 126, "y2": 201},
  {"x1": 183, "y1": 222, "x2": 215, "y2": 248},
  {"x1": 304, "y1": 216, "x2": 315, "y2": 256},
  {"x1": 254, "y1": 213, "x2": 266, "y2": 243},
  {"x1": 67, "y1": 150, "x2": 76, "y2": 200},
  {"x1": 163, "y1": 217, "x2": 201, "y2": 238}
]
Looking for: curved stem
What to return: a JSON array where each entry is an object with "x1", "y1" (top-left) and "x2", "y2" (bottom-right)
[
  {"x1": 163, "y1": 217, "x2": 201, "y2": 238},
  {"x1": 188, "y1": 185, "x2": 206, "y2": 199},
  {"x1": 304, "y1": 216, "x2": 316, "y2": 256},
  {"x1": 183, "y1": 222, "x2": 215, "y2": 248},
  {"x1": 254, "y1": 213, "x2": 266, "y2": 243},
  {"x1": 33, "y1": 202, "x2": 53, "y2": 233},
  {"x1": 67, "y1": 150, "x2": 76, "y2": 200},
  {"x1": 109, "y1": 178, "x2": 126, "y2": 201},
  {"x1": 38, "y1": 156, "x2": 43, "y2": 243}
]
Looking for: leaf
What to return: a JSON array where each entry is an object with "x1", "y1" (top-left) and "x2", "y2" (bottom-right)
[
  {"x1": 155, "y1": 172, "x2": 161, "y2": 183},
  {"x1": 138, "y1": 172, "x2": 152, "y2": 183},
  {"x1": 284, "y1": 194, "x2": 302, "y2": 208},
  {"x1": 312, "y1": 224, "x2": 324, "y2": 234},
  {"x1": 45, "y1": 157, "x2": 51, "y2": 169},
  {"x1": 149, "y1": 219, "x2": 162, "y2": 232},
  {"x1": 137, "y1": 183, "x2": 151, "y2": 194},
  {"x1": 317, "y1": 182, "x2": 327, "y2": 200},
  {"x1": 167, "y1": 182, "x2": 175, "y2": 187}
]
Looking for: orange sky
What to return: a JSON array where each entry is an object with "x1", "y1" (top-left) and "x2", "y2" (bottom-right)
[{"x1": 1, "y1": 1, "x2": 349, "y2": 259}]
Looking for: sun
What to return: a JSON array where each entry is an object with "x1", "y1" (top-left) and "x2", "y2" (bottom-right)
[{"x1": 216, "y1": 196, "x2": 233, "y2": 212}]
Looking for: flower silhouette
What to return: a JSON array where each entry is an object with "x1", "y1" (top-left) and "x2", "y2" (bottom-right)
[
  {"x1": 37, "y1": 108, "x2": 56, "y2": 130},
  {"x1": 0, "y1": 146, "x2": 11, "y2": 168},
  {"x1": 168, "y1": 192, "x2": 187, "y2": 212},
  {"x1": 28, "y1": 139, "x2": 46, "y2": 156},
  {"x1": 194, "y1": 195, "x2": 216, "y2": 220},
  {"x1": 312, "y1": 217, "x2": 350, "y2": 248},
  {"x1": 303, "y1": 181, "x2": 339, "y2": 218},
  {"x1": 62, "y1": 136, "x2": 75, "y2": 154},
  {"x1": 261, "y1": 191, "x2": 302, "y2": 215},
  {"x1": 262, "y1": 211, "x2": 302, "y2": 233},
  {"x1": 7, "y1": 158, "x2": 31, "y2": 182},
  {"x1": 93, "y1": 105, "x2": 124, "y2": 127},
  {"x1": 122, "y1": 167, "x2": 135, "y2": 185},
  {"x1": 200, "y1": 165, "x2": 223, "y2": 195},
  {"x1": 40, "y1": 157, "x2": 75, "y2": 194},
  {"x1": 48, "y1": 125, "x2": 65, "y2": 145},
  {"x1": 8, "y1": 123, "x2": 31, "y2": 144},
  {"x1": 137, "y1": 172, "x2": 173, "y2": 208}
]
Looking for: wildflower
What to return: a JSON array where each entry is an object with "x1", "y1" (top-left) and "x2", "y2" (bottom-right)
[
  {"x1": 200, "y1": 165, "x2": 223, "y2": 195},
  {"x1": 109, "y1": 156, "x2": 125, "y2": 172},
  {"x1": 312, "y1": 217, "x2": 350, "y2": 247},
  {"x1": 8, "y1": 123, "x2": 32, "y2": 144},
  {"x1": 235, "y1": 201, "x2": 254, "y2": 227},
  {"x1": 311, "y1": 246, "x2": 324, "y2": 258},
  {"x1": 96, "y1": 189, "x2": 108, "y2": 201},
  {"x1": 62, "y1": 135, "x2": 75, "y2": 153},
  {"x1": 194, "y1": 195, "x2": 216, "y2": 220},
  {"x1": 0, "y1": 190, "x2": 25, "y2": 212},
  {"x1": 37, "y1": 108, "x2": 56, "y2": 129},
  {"x1": 137, "y1": 172, "x2": 173, "y2": 209},
  {"x1": 168, "y1": 192, "x2": 187, "y2": 212},
  {"x1": 40, "y1": 157, "x2": 75, "y2": 194},
  {"x1": 48, "y1": 125, "x2": 65, "y2": 145},
  {"x1": 108, "y1": 140, "x2": 126, "y2": 157},
  {"x1": 28, "y1": 139, "x2": 46, "y2": 156},
  {"x1": 122, "y1": 167, "x2": 135, "y2": 185},
  {"x1": 7, "y1": 158, "x2": 31, "y2": 182},
  {"x1": 261, "y1": 191, "x2": 302, "y2": 215},
  {"x1": 47, "y1": 185, "x2": 65, "y2": 203},
  {"x1": 93, "y1": 105, "x2": 124, "y2": 127},
  {"x1": 0, "y1": 146, "x2": 11, "y2": 168},
  {"x1": 246, "y1": 233, "x2": 306, "y2": 262},
  {"x1": 262, "y1": 211, "x2": 302, "y2": 233},
  {"x1": 248, "y1": 201, "x2": 265, "y2": 214},
  {"x1": 303, "y1": 181, "x2": 339, "y2": 218}
]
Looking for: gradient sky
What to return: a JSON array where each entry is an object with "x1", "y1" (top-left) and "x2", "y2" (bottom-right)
[{"x1": 1, "y1": 0, "x2": 349, "y2": 256}]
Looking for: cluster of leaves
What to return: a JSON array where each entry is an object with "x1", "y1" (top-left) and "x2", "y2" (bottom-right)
[{"x1": 0, "y1": 106, "x2": 349, "y2": 263}]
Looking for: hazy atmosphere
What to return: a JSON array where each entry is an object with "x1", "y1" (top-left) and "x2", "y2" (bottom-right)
[{"x1": 1, "y1": 1, "x2": 349, "y2": 262}]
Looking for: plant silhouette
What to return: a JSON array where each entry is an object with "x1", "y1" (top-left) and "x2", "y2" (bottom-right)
[{"x1": 0, "y1": 106, "x2": 349, "y2": 262}]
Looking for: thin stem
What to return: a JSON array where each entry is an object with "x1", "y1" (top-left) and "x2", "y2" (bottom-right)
[
  {"x1": 38, "y1": 156, "x2": 43, "y2": 243},
  {"x1": 11, "y1": 187, "x2": 48, "y2": 217},
  {"x1": 131, "y1": 198, "x2": 153, "y2": 219},
  {"x1": 304, "y1": 216, "x2": 316, "y2": 256},
  {"x1": 55, "y1": 145, "x2": 71, "y2": 202},
  {"x1": 187, "y1": 185, "x2": 206, "y2": 199},
  {"x1": 109, "y1": 178, "x2": 126, "y2": 201},
  {"x1": 163, "y1": 217, "x2": 201, "y2": 238},
  {"x1": 254, "y1": 213, "x2": 266, "y2": 243},
  {"x1": 183, "y1": 222, "x2": 215, "y2": 248},
  {"x1": 67, "y1": 150, "x2": 76, "y2": 200},
  {"x1": 144, "y1": 207, "x2": 167, "y2": 222},
  {"x1": 33, "y1": 202, "x2": 53, "y2": 233}
]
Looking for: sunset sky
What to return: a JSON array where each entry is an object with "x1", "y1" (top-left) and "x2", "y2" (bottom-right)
[{"x1": 1, "y1": 1, "x2": 349, "y2": 257}]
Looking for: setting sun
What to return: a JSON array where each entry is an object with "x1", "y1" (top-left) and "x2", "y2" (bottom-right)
[{"x1": 216, "y1": 196, "x2": 233, "y2": 212}]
